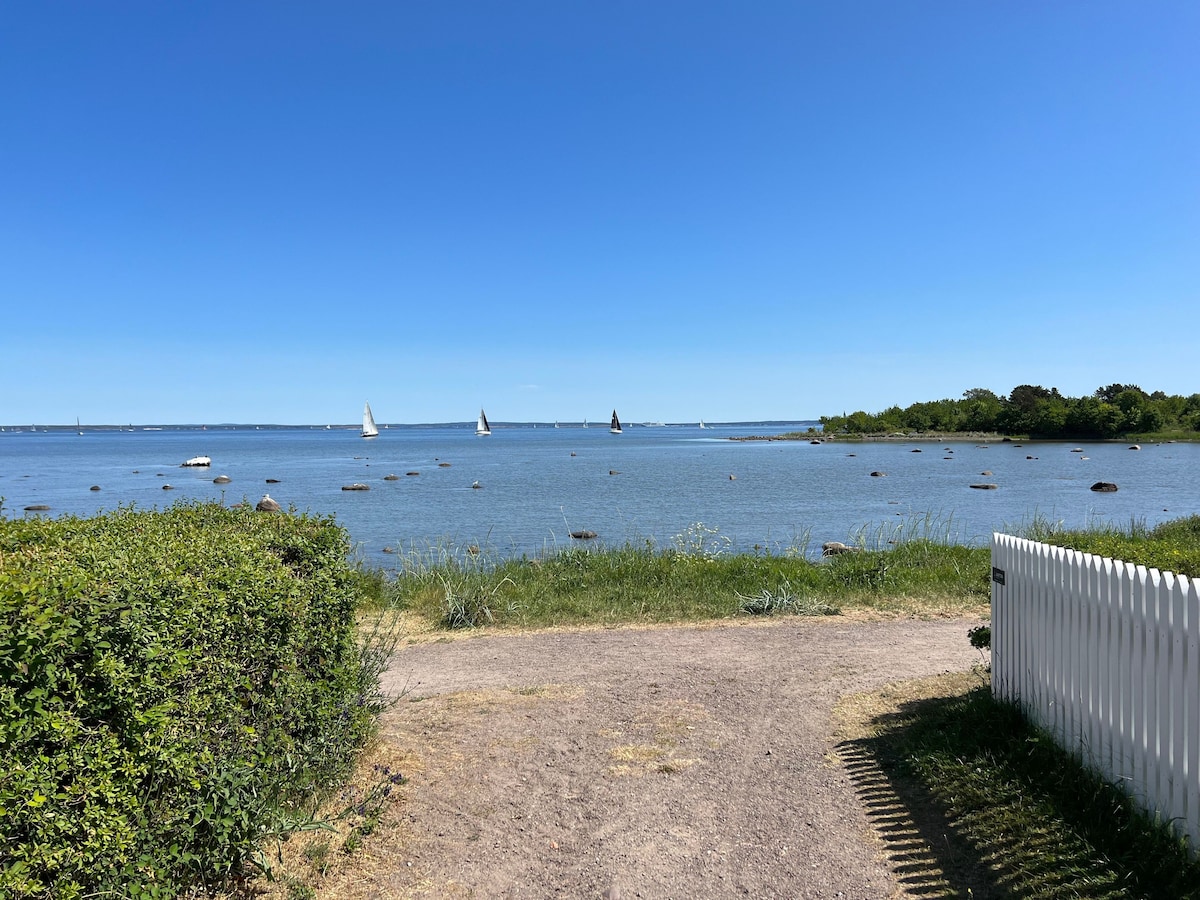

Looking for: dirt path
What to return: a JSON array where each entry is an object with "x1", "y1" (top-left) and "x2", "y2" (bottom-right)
[{"x1": 371, "y1": 617, "x2": 981, "y2": 899}]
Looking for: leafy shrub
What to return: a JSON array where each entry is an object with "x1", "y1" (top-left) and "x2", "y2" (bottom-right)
[{"x1": 0, "y1": 502, "x2": 390, "y2": 898}]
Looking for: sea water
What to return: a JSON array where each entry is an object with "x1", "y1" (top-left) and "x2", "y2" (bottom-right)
[{"x1": 2, "y1": 424, "x2": 1197, "y2": 570}]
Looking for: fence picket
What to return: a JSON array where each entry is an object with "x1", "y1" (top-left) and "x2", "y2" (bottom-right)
[{"x1": 991, "y1": 535, "x2": 1199, "y2": 855}]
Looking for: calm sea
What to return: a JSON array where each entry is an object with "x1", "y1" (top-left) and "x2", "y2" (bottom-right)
[{"x1": 3, "y1": 424, "x2": 1197, "y2": 570}]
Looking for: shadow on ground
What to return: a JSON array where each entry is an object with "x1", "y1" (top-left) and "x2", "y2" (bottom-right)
[{"x1": 838, "y1": 686, "x2": 1200, "y2": 900}]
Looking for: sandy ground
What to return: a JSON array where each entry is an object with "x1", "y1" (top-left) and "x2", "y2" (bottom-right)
[{"x1": 347, "y1": 617, "x2": 981, "y2": 899}]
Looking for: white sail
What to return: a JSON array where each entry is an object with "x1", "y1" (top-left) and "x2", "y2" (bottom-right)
[
  {"x1": 699, "y1": 419, "x2": 706, "y2": 429},
  {"x1": 476, "y1": 408, "x2": 491, "y2": 436},
  {"x1": 362, "y1": 402, "x2": 379, "y2": 438},
  {"x1": 610, "y1": 409, "x2": 622, "y2": 434}
]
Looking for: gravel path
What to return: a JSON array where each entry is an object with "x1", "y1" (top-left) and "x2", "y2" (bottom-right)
[{"x1": 375, "y1": 617, "x2": 980, "y2": 899}]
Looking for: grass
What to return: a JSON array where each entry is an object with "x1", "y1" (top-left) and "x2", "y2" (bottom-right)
[
  {"x1": 381, "y1": 525, "x2": 993, "y2": 630},
  {"x1": 1020, "y1": 513, "x2": 1200, "y2": 579},
  {"x1": 837, "y1": 672, "x2": 1200, "y2": 899}
]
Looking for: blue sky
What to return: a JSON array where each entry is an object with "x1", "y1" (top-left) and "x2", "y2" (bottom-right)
[{"x1": 2, "y1": 2, "x2": 1196, "y2": 425}]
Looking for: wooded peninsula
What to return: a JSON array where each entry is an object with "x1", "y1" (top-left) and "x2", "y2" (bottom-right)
[{"x1": 818, "y1": 384, "x2": 1200, "y2": 440}]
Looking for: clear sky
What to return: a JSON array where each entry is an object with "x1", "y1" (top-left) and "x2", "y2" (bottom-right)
[{"x1": 2, "y1": 2, "x2": 1196, "y2": 425}]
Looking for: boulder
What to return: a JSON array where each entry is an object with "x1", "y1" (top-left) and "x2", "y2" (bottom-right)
[
  {"x1": 609, "y1": 470, "x2": 620, "y2": 475},
  {"x1": 181, "y1": 456, "x2": 211, "y2": 467},
  {"x1": 266, "y1": 478, "x2": 281, "y2": 484},
  {"x1": 1090, "y1": 482, "x2": 1119, "y2": 493},
  {"x1": 406, "y1": 471, "x2": 420, "y2": 476},
  {"x1": 1129, "y1": 445, "x2": 1141, "y2": 450},
  {"x1": 438, "y1": 462, "x2": 452, "y2": 467},
  {"x1": 342, "y1": 483, "x2": 370, "y2": 491},
  {"x1": 970, "y1": 483, "x2": 999, "y2": 490},
  {"x1": 569, "y1": 530, "x2": 598, "y2": 540},
  {"x1": 822, "y1": 541, "x2": 858, "y2": 556},
  {"x1": 161, "y1": 484, "x2": 174, "y2": 490},
  {"x1": 870, "y1": 471, "x2": 887, "y2": 477},
  {"x1": 256, "y1": 494, "x2": 282, "y2": 512},
  {"x1": 213, "y1": 475, "x2": 232, "y2": 484},
  {"x1": 981, "y1": 470, "x2": 993, "y2": 476},
  {"x1": 89, "y1": 485, "x2": 101, "y2": 491},
  {"x1": 383, "y1": 474, "x2": 400, "y2": 481},
  {"x1": 24, "y1": 504, "x2": 50, "y2": 511}
]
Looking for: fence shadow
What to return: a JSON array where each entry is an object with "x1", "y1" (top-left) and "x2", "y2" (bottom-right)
[{"x1": 837, "y1": 688, "x2": 1200, "y2": 900}]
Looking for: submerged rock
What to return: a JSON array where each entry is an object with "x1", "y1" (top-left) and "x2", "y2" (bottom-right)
[
  {"x1": 970, "y1": 483, "x2": 999, "y2": 490},
  {"x1": 570, "y1": 530, "x2": 598, "y2": 540},
  {"x1": 24, "y1": 504, "x2": 50, "y2": 511},
  {"x1": 1090, "y1": 482, "x2": 1119, "y2": 492},
  {"x1": 383, "y1": 474, "x2": 400, "y2": 481},
  {"x1": 870, "y1": 471, "x2": 887, "y2": 477}
]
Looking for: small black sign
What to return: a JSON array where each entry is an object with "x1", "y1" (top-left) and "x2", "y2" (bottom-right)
[{"x1": 992, "y1": 567, "x2": 1006, "y2": 586}]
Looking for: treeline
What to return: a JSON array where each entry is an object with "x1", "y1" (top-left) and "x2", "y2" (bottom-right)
[{"x1": 820, "y1": 384, "x2": 1200, "y2": 440}]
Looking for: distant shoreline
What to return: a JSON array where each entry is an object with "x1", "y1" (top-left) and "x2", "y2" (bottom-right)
[
  {"x1": 729, "y1": 431, "x2": 1005, "y2": 443},
  {"x1": 730, "y1": 430, "x2": 1199, "y2": 444}
]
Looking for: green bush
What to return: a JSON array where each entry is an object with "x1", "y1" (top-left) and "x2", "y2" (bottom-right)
[{"x1": 0, "y1": 502, "x2": 388, "y2": 899}]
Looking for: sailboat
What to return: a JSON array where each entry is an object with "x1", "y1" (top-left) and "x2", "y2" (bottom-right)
[
  {"x1": 698, "y1": 419, "x2": 707, "y2": 429},
  {"x1": 77, "y1": 417, "x2": 83, "y2": 436},
  {"x1": 361, "y1": 402, "x2": 379, "y2": 438},
  {"x1": 610, "y1": 410, "x2": 623, "y2": 434},
  {"x1": 476, "y1": 408, "x2": 492, "y2": 436}
]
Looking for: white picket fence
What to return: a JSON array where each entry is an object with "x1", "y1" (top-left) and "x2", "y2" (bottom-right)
[{"x1": 991, "y1": 533, "x2": 1200, "y2": 852}]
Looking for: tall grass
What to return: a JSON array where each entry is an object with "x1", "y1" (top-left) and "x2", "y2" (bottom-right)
[
  {"x1": 383, "y1": 520, "x2": 992, "y2": 629},
  {"x1": 1012, "y1": 512, "x2": 1200, "y2": 579}
]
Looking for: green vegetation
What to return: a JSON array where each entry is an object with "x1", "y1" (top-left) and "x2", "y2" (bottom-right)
[
  {"x1": 0, "y1": 502, "x2": 393, "y2": 899},
  {"x1": 820, "y1": 383, "x2": 1200, "y2": 440},
  {"x1": 842, "y1": 675, "x2": 1200, "y2": 898},
  {"x1": 1024, "y1": 514, "x2": 1200, "y2": 579},
  {"x1": 387, "y1": 522, "x2": 992, "y2": 628}
]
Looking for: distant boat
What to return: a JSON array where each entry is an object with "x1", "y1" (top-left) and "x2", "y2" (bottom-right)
[
  {"x1": 699, "y1": 420, "x2": 706, "y2": 429},
  {"x1": 362, "y1": 402, "x2": 379, "y2": 438},
  {"x1": 610, "y1": 410, "x2": 623, "y2": 434},
  {"x1": 554, "y1": 421, "x2": 559, "y2": 428},
  {"x1": 583, "y1": 418, "x2": 588, "y2": 429},
  {"x1": 476, "y1": 408, "x2": 492, "y2": 436},
  {"x1": 77, "y1": 417, "x2": 83, "y2": 436}
]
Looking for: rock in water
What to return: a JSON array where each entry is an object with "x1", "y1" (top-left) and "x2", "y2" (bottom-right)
[
  {"x1": 1090, "y1": 482, "x2": 1119, "y2": 493},
  {"x1": 822, "y1": 541, "x2": 857, "y2": 556},
  {"x1": 256, "y1": 494, "x2": 282, "y2": 512}
]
